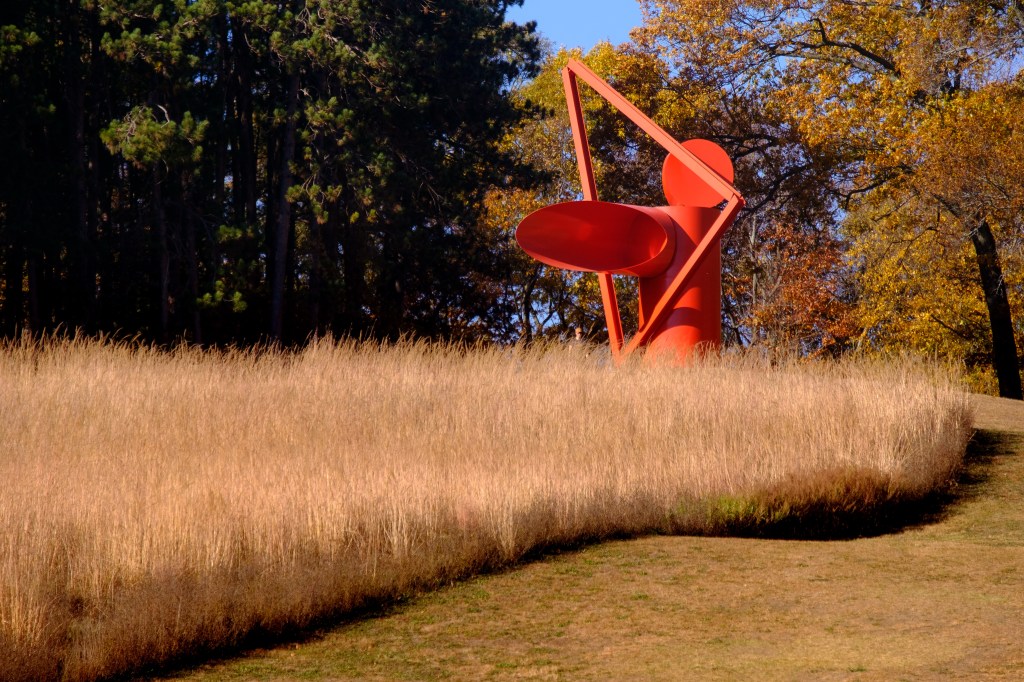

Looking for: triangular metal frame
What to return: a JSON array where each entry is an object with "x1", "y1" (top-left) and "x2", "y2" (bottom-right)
[{"x1": 561, "y1": 58, "x2": 745, "y2": 360}]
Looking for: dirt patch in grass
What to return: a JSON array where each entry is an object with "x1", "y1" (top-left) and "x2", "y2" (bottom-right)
[{"x1": 165, "y1": 395, "x2": 1024, "y2": 682}]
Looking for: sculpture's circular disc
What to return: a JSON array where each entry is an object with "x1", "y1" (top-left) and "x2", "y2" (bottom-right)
[{"x1": 662, "y1": 139, "x2": 734, "y2": 207}]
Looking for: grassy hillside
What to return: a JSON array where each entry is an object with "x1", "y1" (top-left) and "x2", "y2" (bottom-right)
[
  {"x1": 0, "y1": 339, "x2": 972, "y2": 681},
  {"x1": 172, "y1": 395, "x2": 1024, "y2": 681}
]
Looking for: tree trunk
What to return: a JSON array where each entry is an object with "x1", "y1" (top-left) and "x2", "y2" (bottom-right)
[
  {"x1": 182, "y1": 179, "x2": 202, "y2": 343},
  {"x1": 270, "y1": 70, "x2": 300, "y2": 340},
  {"x1": 309, "y1": 215, "x2": 325, "y2": 335},
  {"x1": 970, "y1": 218, "x2": 1022, "y2": 400},
  {"x1": 65, "y1": 0, "x2": 94, "y2": 330},
  {"x1": 520, "y1": 266, "x2": 538, "y2": 343},
  {"x1": 3, "y1": 132, "x2": 30, "y2": 336},
  {"x1": 27, "y1": 253, "x2": 40, "y2": 333},
  {"x1": 341, "y1": 198, "x2": 368, "y2": 336},
  {"x1": 2, "y1": 237, "x2": 24, "y2": 337},
  {"x1": 153, "y1": 165, "x2": 170, "y2": 342},
  {"x1": 232, "y1": 26, "x2": 259, "y2": 229},
  {"x1": 375, "y1": 227, "x2": 404, "y2": 340}
]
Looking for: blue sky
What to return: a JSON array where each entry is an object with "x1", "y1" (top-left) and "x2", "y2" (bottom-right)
[{"x1": 505, "y1": 0, "x2": 644, "y2": 51}]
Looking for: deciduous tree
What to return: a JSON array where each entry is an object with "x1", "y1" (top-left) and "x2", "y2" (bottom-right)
[{"x1": 636, "y1": 0, "x2": 1024, "y2": 396}]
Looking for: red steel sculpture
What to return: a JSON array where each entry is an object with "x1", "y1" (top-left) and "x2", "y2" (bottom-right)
[{"x1": 515, "y1": 59, "x2": 745, "y2": 362}]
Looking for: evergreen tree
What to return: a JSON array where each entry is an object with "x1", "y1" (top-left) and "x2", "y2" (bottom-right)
[{"x1": 0, "y1": 0, "x2": 541, "y2": 344}]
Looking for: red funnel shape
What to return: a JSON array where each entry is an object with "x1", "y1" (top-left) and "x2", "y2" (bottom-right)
[
  {"x1": 663, "y1": 139, "x2": 735, "y2": 208},
  {"x1": 515, "y1": 201, "x2": 676, "y2": 277}
]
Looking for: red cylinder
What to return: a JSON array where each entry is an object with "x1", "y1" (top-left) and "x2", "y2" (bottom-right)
[{"x1": 639, "y1": 205, "x2": 722, "y2": 360}]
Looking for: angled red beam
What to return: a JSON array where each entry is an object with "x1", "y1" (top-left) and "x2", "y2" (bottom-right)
[
  {"x1": 598, "y1": 274, "x2": 624, "y2": 357},
  {"x1": 562, "y1": 66, "x2": 624, "y2": 357},
  {"x1": 561, "y1": 67, "x2": 598, "y2": 201},
  {"x1": 564, "y1": 59, "x2": 741, "y2": 205}
]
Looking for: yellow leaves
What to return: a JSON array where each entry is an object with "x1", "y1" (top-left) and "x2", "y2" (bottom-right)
[
  {"x1": 626, "y1": 0, "x2": 1024, "y2": 374},
  {"x1": 518, "y1": 44, "x2": 625, "y2": 124},
  {"x1": 645, "y1": 0, "x2": 1022, "y2": 171},
  {"x1": 640, "y1": 0, "x2": 733, "y2": 34},
  {"x1": 846, "y1": 185, "x2": 1024, "y2": 391},
  {"x1": 642, "y1": 0, "x2": 1023, "y2": 222},
  {"x1": 913, "y1": 83, "x2": 1024, "y2": 219}
]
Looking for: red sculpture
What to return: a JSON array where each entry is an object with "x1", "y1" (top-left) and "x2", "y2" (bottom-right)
[{"x1": 515, "y1": 59, "x2": 745, "y2": 362}]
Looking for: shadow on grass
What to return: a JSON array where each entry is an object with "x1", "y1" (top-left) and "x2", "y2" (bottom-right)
[{"x1": 716, "y1": 428, "x2": 1019, "y2": 541}]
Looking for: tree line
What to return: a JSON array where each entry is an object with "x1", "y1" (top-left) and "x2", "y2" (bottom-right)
[
  {"x1": 0, "y1": 0, "x2": 541, "y2": 344},
  {"x1": 2, "y1": 0, "x2": 1023, "y2": 397},
  {"x1": 485, "y1": 1, "x2": 1024, "y2": 398}
]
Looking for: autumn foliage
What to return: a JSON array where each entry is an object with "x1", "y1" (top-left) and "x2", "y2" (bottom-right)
[{"x1": 485, "y1": 1, "x2": 1023, "y2": 395}]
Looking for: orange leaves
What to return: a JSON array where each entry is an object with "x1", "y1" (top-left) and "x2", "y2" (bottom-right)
[
  {"x1": 744, "y1": 221, "x2": 856, "y2": 355},
  {"x1": 915, "y1": 83, "x2": 1024, "y2": 218},
  {"x1": 635, "y1": 0, "x2": 1023, "y2": 375},
  {"x1": 640, "y1": 0, "x2": 1020, "y2": 186},
  {"x1": 495, "y1": 3, "x2": 1022, "y2": 371}
]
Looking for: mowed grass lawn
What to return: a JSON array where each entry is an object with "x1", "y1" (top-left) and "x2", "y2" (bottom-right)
[{"x1": 171, "y1": 395, "x2": 1024, "y2": 682}]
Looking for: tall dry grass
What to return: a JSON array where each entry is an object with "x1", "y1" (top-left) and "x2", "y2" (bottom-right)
[{"x1": 0, "y1": 338, "x2": 972, "y2": 681}]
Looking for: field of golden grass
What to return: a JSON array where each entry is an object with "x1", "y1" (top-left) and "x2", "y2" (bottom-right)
[
  {"x1": 0, "y1": 338, "x2": 972, "y2": 681},
  {"x1": 178, "y1": 395, "x2": 1024, "y2": 681}
]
